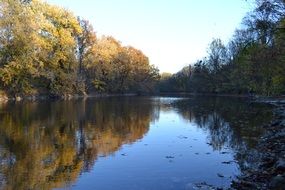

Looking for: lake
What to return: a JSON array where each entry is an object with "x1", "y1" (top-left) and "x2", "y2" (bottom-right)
[{"x1": 0, "y1": 96, "x2": 273, "y2": 190}]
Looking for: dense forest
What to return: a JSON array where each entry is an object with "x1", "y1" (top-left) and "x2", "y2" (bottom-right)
[
  {"x1": 160, "y1": 0, "x2": 285, "y2": 96},
  {"x1": 1, "y1": 0, "x2": 285, "y2": 99},
  {"x1": 0, "y1": 0, "x2": 159, "y2": 98}
]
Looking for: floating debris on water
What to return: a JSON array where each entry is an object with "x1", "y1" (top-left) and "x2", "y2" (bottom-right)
[
  {"x1": 221, "y1": 161, "x2": 236, "y2": 164},
  {"x1": 217, "y1": 173, "x2": 224, "y2": 178}
]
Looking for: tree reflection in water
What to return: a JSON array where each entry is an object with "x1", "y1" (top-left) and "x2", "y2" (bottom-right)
[
  {"x1": 173, "y1": 96, "x2": 273, "y2": 172},
  {"x1": 0, "y1": 96, "x2": 273, "y2": 189},
  {"x1": 0, "y1": 97, "x2": 158, "y2": 190}
]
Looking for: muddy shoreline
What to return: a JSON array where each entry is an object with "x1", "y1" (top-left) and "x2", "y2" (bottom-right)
[{"x1": 231, "y1": 98, "x2": 285, "y2": 190}]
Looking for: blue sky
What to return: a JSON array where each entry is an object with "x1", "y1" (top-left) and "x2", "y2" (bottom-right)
[{"x1": 45, "y1": 0, "x2": 254, "y2": 73}]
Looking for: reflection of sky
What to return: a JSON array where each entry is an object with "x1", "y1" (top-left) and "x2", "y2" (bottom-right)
[
  {"x1": 70, "y1": 109, "x2": 239, "y2": 190},
  {"x1": 45, "y1": 0, "x2": 254, "y2": 73}
]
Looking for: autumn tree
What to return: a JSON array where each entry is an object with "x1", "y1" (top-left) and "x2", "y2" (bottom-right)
[
  {"x1": 76, "y1": 18, "x2": 97, "y2": 93},
  {"x1": 0, "y1": 0, "x2": 42, "y2": 95},
  {"x1": 0, "y1": 0, "x2": 158, "y2": 97}
]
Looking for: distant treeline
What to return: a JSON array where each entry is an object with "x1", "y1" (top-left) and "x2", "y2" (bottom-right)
[
  {"x1": 160, "y1": 0, "x2": 285, "y2": 96},
  {"x1": 0, "y1": 0, "x2": 159, "y2": 97}
]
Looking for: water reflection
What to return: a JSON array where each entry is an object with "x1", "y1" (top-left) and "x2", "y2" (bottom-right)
[
  {"x1": 0, "y1": 96, "x2": 272, "y2": 190},
  {"x1": 172, "y1": 96, "x2": 273, "y2": 172},
  {"x1": 174, "y1": 96, "x2": 272, "y2": 148},
  {"x1": 0, "y1": 97, "x2": 158, "y2": 190}
]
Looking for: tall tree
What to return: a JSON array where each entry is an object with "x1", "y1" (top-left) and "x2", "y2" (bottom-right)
[{"x1": 0, "y1": 0, "x2": 41, "y2": 95}]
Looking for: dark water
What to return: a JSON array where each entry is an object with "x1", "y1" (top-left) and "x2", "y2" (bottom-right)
[{"x1": 0, "y1": 96, "x2": 273, "y2": 190}]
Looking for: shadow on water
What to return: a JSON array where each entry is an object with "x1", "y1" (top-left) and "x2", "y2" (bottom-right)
[
  {"x1": 172, "y1": 96, "x2": 273, "y2": 172},
  {"x1": 0, "y1": 96, "x2": 273, "y2": 189}
]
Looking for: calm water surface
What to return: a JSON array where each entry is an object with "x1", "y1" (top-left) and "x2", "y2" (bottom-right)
[{"x1": 0, "y1": 96, "x2": 273, "y2": 190}]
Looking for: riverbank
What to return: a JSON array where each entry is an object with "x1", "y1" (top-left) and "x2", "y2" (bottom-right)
[
  {"x1": 231, "y1": 98, "x2": 285, "y2": 190},
  {"x1": 159, "y1": 92, "x2": 253, "y2": 97},
  {"x1": 0, "y1": 93, "x2": 138, "y2": 102},
  {"x1": 2, "y1": 91, "x2": 284, "y2": 102}
]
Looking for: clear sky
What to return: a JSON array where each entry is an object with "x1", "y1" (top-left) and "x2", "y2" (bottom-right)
[{"x1": 45, "y1": 0, "x2": 254, "y2": 73}]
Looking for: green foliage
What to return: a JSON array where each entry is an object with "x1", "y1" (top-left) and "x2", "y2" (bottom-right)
[
  {"x1": 92, "y1": 79, "x2": 106, "y2": 92},
  {"x1": 159, "y1": 0, "x2": 285, "y2": 96}
]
